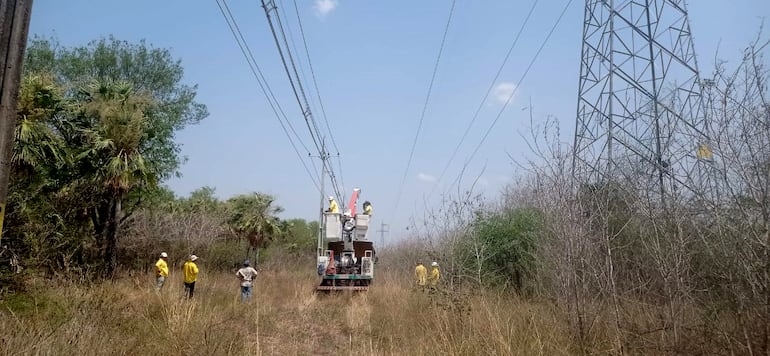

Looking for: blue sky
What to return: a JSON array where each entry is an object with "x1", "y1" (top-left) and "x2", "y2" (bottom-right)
[{"x1": 29, "y1": 0, "x2": 769, "y2": 242}]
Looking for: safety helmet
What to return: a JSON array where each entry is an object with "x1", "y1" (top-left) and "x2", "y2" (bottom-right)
[
  {"x1": 431, "y1": 262, "x2": 438, "y2": 267},
  {"x1": 190, "y1": 255, "x2": 198, "y2": 261},
  {"x1": 329, "y1": 196, "x2": 334, "y2": 200},
  {"x1": 160, "y1": 252, "x2": 168, "y2": 258}
]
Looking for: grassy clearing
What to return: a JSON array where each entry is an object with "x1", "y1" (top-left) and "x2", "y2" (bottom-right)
[{"x1": 0, "y1": 268, "x2": 576, "y2": 355}]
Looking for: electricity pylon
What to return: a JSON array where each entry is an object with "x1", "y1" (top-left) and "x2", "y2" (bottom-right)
[{"x1": 572, "y1": 0, "x2": 716, "y2": 206}]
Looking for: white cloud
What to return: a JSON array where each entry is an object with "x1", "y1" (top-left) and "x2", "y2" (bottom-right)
[
  {"x1": 417, "y1": 173, "x2": 437, "y2": 183},
  {"x1": 492, "y1": 82, "x2": 517, "y2": 104},
  {"x1": 314, "y1": 0, "x2": 338, "y2": 18}
]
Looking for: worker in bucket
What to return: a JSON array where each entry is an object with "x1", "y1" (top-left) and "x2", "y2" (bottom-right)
[
  {"x1": 327, "y1": 196, "x2": 339, "y2": 213},
  {"x1": 428, "y1": 261, "x2": 441, "y2": 291},
  {"x1": 415, "y1": 261, "x2": 427, "y2": 290},
  {"x1": 155, "y1": 252, "x2": 169, "y2": 292},
  {"x1": 363, "y1": 201, "x2": 373, "y2": 216},
  {"x1": 236, "y1": 260, "x2": 259, "y2": 303}
]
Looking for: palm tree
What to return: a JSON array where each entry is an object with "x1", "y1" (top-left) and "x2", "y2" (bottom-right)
[
  {"x1": 76, "y1": 78, "x2": 155, "y2": 276},
  {"x1": 225, "y1": 193, "x2": 284, "y2": 263},
  {"x1": 13, "y1": 74, "x2": 67, "y2": 176}
]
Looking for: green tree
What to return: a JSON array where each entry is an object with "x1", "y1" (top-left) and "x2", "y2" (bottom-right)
[
  {"x1": 180, "y1": 186, "x2": 221, "y2": 213},
  {"x1": 75, "y1": 79, "x2": 155, "y2": 276},
  {"x1": 282, "y1": 218, "x2": 318, "y2": 255},
  {"x1": 5, "y1": 74, "x2": 84, "y2": 271},
  {"x1": 14, "y1": 74, "x2": 68, "y2": 174},
  {"x1": 24, "y1": 35, "x2": 208, "y2": 182},
  {"x1": 468, "y1": 208, "x2": 542, "y2": 291},
  {"x1": 225, "y1": 193, "x2": 284, "y2": 262},
  {"x1": 5, "y1": 36, "x2": 208, "y2": 276}
]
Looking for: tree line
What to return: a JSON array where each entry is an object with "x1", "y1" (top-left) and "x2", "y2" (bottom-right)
[{"x1": 0, "y1": 36, "x2": 317, "y2": 285}]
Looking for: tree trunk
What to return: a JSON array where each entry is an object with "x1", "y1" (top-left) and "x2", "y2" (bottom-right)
[
  {"x1": 763, "y1": 225, "x2": 770, "y2": 355},
  {"x1": 90, "y1": 202, "x2": 109, "y2": 249},
  {"x1": 104, "y1": 195, "x2": 122, "y2": 278}
]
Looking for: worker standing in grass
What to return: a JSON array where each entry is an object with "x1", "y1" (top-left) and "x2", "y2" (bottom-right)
[
  {"x1": 182, "y1": 255, "x2": 199, "y2": 299},
  {"x1": 428, "y1": 261, "x2": 440, "y2": 291},
  {"x1": 155, "y1": 252, "x2": 169, "y2": 291},
  {"x1": 327, "y1": 196, "x2": 339, "y2": 213},
  {"x1": 236, "y1": 260, "x2": 259, "y2": 303},
  {"x1": 415, "y1": 261, "x2": 427, "y2": 290}
]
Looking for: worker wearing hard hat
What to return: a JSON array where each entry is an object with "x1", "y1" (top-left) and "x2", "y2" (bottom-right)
[
  {"x1": 428, "y1": 261, "x2": 440, "y2": 290},
  {"x1": 155, "y1": 252, "x2": 169, "y2": 291},
  {"x1": 183, "y1": 255, "x2": 199, "y2": 299},
  {"x1": 327, "y1": 196, "x2": 339, "y2": 213},
  {"x1": 415, "y1": 261, "x2": 427, "y2": 290}
]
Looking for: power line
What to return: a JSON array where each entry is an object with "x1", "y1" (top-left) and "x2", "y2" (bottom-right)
[
  {"x1": 428, "y1": 0, "x2": 539, "y2": 199},
  {"x1": 286, "y1": 1, "x2": 347, "y2": 203},
  {"x1": 289, "y1": 0, "x2": 348, "y2": 203},
  {"x1": 261, "y1": 0, "x2": 324, "y2": 154},
  {"x1": 272, "y1": 11, "x2": 337, "y2": 202},
  {"x1": 260, "y1": 0, "x2": 346, "y2": 204},
  {"x1": 215, "y1": 0, "x2": 321, "y2": 191},
  {"x1": 291, "y1": 0, "x2": 341, "y2": 157},
  {"x1": 219, "y1": 0, "x2": 312, "y2": 156},
  {"x1": 447, "y1": 0, "x2": 574, "y2": 194},
  {"x1": 391, "y1": 0, "x2": 457, "y2": 222},
  {"x1": 278, "y1": 0, "x2": 346, "y2": 204},
  {"x1": 279, "y1": 0, "x2": 319, "y2": 121}
]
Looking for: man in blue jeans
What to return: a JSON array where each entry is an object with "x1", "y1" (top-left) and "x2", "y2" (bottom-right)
[{"x1": 236, "y1": 260, "x2": 259, "y2": 303}]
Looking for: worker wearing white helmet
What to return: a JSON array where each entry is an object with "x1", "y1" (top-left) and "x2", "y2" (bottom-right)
[
  {"x1": 155, "y1": 252, "x2": 169, "y2": 291},
  {"x1": 183, "y1": 255, "x2": 199, "y2": 299},
  {"x1": 429, "y1": 261, "x2": 440, "y2": 289},
  {"x1": 327, "y1": 196, "x2": 339, "y2": 213}
]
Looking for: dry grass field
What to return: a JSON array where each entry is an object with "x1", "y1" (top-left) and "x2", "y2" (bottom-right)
[{"x1": 0, "y1": 268, "x2": 576, "y2": 355}]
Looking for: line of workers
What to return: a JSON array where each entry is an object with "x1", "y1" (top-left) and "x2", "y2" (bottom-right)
[
  {"x1": 154, "y1": 253, "x2": 442, "y2": 297},
  {"x1": 153, "y1": 252, "x2": 260, "y2": 303}
]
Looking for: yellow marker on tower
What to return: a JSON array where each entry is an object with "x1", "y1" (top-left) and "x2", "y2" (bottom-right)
[{"x1": 697, "y1": 143, "x2": 713, "y2": 160}]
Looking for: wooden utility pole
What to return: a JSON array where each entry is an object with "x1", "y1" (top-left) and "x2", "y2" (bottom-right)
[
  {"x1": 376, "y1": 222, "x2": 388, "y2": 248},
  {"x1": 0, "y1": 0, "x2": 34, "y2": 244}
]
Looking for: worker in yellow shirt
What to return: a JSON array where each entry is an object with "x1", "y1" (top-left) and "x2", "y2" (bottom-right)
[
  {"x1": 428, "y1": 261, "x2": 440, "y2": 291},
  {"x1": 183, "y1": 255, "x2": 199, "y2": 299},
  {"x1": 155, "y1": 252, "x2": 169, "y2": 291},
  {"x1": 414, "y1": 261, "x2": 427, "y2": 290},
  {"x1": 363, "y1": 201, "x2": 373, "y2": 216},
  {"x1": 327, "y1": 196, "x2": 339, "y2": 213}
]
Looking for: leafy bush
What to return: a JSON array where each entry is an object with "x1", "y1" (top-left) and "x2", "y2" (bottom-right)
[{"x1": 463, "y1": 208, "x2": 543, "y2": 292}]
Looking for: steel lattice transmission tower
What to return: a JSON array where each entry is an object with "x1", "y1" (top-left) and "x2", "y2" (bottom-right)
[{"x1": 572, "y1": 0, "x2": 716, "y2": 204}]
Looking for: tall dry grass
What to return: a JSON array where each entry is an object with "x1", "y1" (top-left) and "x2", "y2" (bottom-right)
[{"x1": 0, "y1": 267, "x2": 579, "y2": 355}]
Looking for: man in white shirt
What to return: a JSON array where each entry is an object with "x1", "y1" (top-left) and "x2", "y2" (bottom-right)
[{"x1": 236, "y1": 260, "x2": 259, "y2": 303}]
